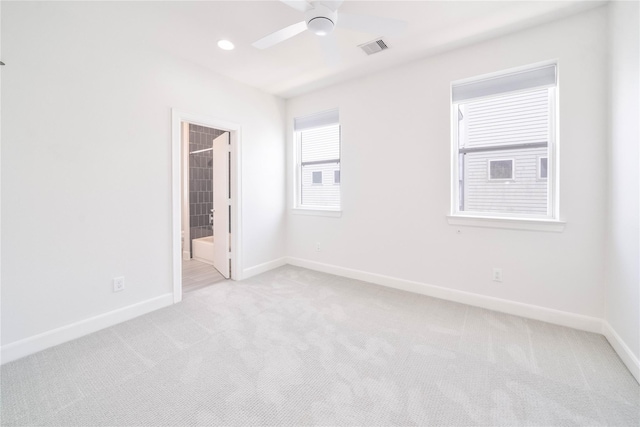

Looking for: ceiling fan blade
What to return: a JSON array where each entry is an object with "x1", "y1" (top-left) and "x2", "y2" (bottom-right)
[
  {"x1": 337, "y1": 12, "x2": 408, "y2": 36},
  {"x1": 279, "y1": 0, "x2": 313, "y2": 12},
  {"x1": 319, "y1": 0, "x2": 344, "y2": 12},
  {"x1": 252, "y1": 21, "x2": 307, "y2": 49},
  {"x1": 318, "y1": 33, "x2": 341, "y2": 67}
]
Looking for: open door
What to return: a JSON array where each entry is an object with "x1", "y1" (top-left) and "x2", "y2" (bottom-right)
[{"x1": 213, "y1": 132, "x2": 230, "y2": 278}]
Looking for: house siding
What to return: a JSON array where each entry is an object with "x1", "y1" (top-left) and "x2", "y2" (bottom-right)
[
  {"x1": 299, "y1": 124, "x2": 340, "y2": 208},
  {"x1": 301, "y1": 163, "x2": 340, "y2": 207},
  {"x1": 459, "y1": 88, "x2": 550, "y2": 214},
  {"x1": 463, "y1": 148, "x2": 548, "y2": 214}
]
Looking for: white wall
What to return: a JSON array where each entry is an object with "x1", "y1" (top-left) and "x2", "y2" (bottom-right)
[
  {"x1": 606, "y1": 1, "x2": 640, "y2": 361},
  {"x1": 286, "y1": 7, "x2": 608, "y2": 318},
  {"x1": 1, "y1": 2, "x2": 286, "y2": 346}
]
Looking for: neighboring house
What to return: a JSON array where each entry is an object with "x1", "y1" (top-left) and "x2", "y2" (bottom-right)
[
  {"x1": 301, "y1": 163, "x2": 340, "y2": 208},
  {"x1": 458, "y1": 88, "x2": 551, "y2": 215},
  {"x1": 298, "y1": 123, "x2": 341, "y2": 208}
]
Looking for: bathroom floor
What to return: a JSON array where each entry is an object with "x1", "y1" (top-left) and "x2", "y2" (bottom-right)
[{"x1": 182, "y1": 259, "x2": 226, "y2": 293}]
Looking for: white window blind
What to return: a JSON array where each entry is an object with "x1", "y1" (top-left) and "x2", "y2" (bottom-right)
[
  {"x1": 452, "y1": 64, "x2": 556, "y2": 103},
  {"x1": 294, "y1": 109, "x2": 339, "y2": 131}
]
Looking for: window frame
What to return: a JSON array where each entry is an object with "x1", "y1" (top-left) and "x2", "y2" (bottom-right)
[
  {"x1": 449, "y1": 62, "x2": 561, "y2": 229},
  {"x1": 293, "y1": 111, "x2": 341, "y2": 214}
]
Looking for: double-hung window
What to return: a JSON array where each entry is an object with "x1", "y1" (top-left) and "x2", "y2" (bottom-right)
[
  {"x1": 451, "y1": 63, "x2": 557, "y2": 220},
  {"x1": 294, "y1": 109, "x2": 340, "y2": 210}
]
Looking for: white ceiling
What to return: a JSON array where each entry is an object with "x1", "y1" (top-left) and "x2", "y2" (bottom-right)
[{"x1": 128, "y1": 1, "x2": 605, "y2": 99}]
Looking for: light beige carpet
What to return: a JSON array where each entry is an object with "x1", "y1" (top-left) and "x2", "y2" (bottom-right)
[{"x1": 1, "y1": 266, "x2": 638, "y2": 426}]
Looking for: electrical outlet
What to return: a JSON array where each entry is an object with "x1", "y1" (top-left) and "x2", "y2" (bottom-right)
[
  {"x1": 492, "y1": 268, "x2": 503, "y2": 283},
  {"x1": 315, "y1": 242, "x2": 321, "y2": 252},
  {"x1": 113, "y1": 276, "x2": 125, "y2": 292}
]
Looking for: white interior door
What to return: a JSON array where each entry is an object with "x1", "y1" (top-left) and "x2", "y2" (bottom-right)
[{"x1": 213, "y1": 132, "x2": 230, "y2": 278}]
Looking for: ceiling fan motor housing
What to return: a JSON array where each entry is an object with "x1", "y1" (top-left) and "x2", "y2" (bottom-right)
[{"x1": 305, "y1": 4, "x2": 337, "y2": 36}]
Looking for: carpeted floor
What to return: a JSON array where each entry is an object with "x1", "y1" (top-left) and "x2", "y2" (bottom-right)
[{"x1": 1, "y1": 266, "x2": 639, "y2": 426}]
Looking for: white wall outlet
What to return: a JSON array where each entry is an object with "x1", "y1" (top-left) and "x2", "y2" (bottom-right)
[
  {"x1": 492, "y1": 268, "x2": 503, "y2": 282},
  {"x1": 113, "y1": 276, "x2": 125, "y2": 292},
  {"x1": 315, "y1": 242, "x2": 321, "y2": 252}
]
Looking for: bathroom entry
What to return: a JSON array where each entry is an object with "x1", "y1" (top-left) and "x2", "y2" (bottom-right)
[{"x1": 181, "y1": 122, "x2": 231, "y2": 287}]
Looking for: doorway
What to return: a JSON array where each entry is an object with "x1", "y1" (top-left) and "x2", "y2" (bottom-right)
[
  {"x1": 182, "y1": 125, "x2": 229, "y2": 292},
  {"x1": 171, "y1": 110, "x2": 242, "y2": 304}
]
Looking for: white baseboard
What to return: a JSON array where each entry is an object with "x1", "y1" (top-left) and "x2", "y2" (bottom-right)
[
  {"x1": 6, "y1": 257, "x2": 633, "y2": 387},
  {"x1": 602, "y1": 321, "x2": 640, "y2": 384},
  {"x1": 242, "y1": 257, "x2": 288, "y2": 280},
  {"x1": 1, "y1": 293, "x2": 174, "y2": 365},
  {"x1": 285, "y1": 257, "x2": 603, "y2": 334}
]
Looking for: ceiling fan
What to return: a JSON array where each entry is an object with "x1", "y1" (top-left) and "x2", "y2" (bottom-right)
[{"x1": 252, "y1": 0, "x2": 407, "y2": 63}]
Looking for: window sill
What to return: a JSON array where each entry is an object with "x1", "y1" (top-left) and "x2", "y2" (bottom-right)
[
  {"x1": 292, "y1": 208, "x2": 342, "y2": 218},
  {"x1": 447, "y1": 215, "x2": 565, "y2": 232}
]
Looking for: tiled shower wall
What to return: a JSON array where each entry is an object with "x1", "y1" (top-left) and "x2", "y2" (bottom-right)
[{"x1": 189, "y1": 124, "x2": 225, "y2": 250}]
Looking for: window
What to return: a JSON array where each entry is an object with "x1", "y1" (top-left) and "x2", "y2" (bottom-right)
[
  {"x1": 488, "y1": 159, "x2": 514, "y2": 180},
  {"x1": 452, "y1": 63, "x2": 557, "y2": 219},
  {"x1": 312, "y1": 171, "x2": 322, "y2": 184},
  {"x1": 294, "y1": 109, "x2": 340, "y2": 210},
  {"x1": 539, "y1": 157, "x2": 548, "y2": 179},
  {"x1": 334, "y1": 170, "x2": 340, "y2": 184}
]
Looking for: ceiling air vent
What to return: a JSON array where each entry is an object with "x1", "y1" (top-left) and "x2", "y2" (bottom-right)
[{"x1": 359, "y1": 39, "x2": 388, "y2": 55}]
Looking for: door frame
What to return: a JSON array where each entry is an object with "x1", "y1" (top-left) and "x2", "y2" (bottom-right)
[{"x1": 171, "y1": 109, "x2": 243, "y2": 304}]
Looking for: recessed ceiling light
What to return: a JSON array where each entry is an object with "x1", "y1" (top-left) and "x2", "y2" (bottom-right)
[{"x1": 217, "y1": 40, "x2": 235, "y2": 51}]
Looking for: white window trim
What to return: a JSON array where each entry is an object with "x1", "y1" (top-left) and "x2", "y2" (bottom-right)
[
  {"x1": 447, "y1": 215, "x2": 565, "y2": 232},
  {"x1": 292, "y1": 207, "x2": 342, "y2": 217},
  {"x1": 487, "y1": 158, "x2": 515, "y2": 181},
  {"x1": 450, "y1": 64, "x2": 560, "y2": 228}
]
